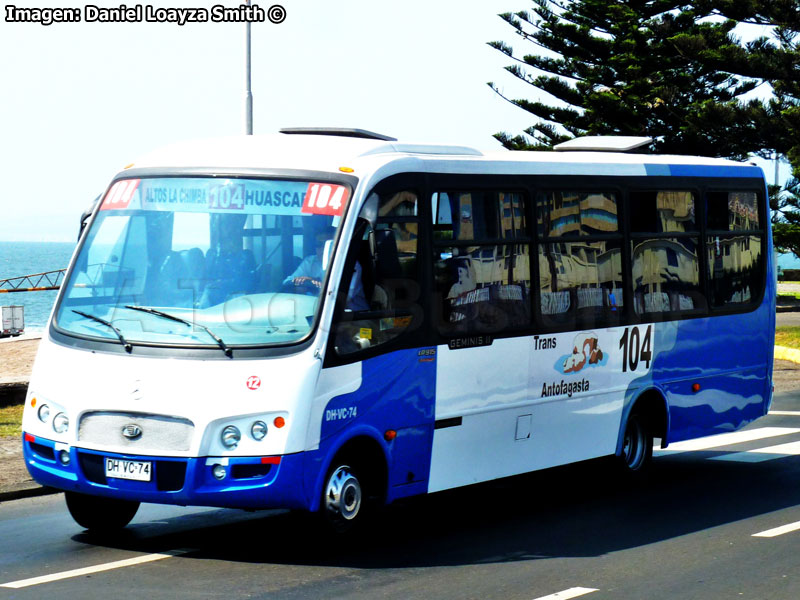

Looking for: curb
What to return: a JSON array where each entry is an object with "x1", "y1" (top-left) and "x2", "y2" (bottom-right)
[
  {"x1": 0, "y1": 482, "x2": 60, "y2": 503},
  {"x1": 775, "y1": 345, "x2": 800, "y2": 364}
]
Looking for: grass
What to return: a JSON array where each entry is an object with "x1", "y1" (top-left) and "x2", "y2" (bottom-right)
[
  {"x1": 0, "y1": 404, "x2": 23, "y2": 438},
  {"x1": 778, "y1": 292, "x2": 800, "y2": 301},
  {"x1": 776, "y1": 326, "x2": 800, "y2": 350}
]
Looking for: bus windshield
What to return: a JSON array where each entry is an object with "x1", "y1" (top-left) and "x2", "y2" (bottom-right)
[{"x1": 54, "y1": 176, "x2": 351, "y2": 348}]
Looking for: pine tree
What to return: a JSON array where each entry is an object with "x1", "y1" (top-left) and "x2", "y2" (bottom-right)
[
  {"x1": 490, "y1": 0, "x2": 800, "y2": 258},
  {"x1": 488, "y1": 1, "x2": 768, "y2": 158}
]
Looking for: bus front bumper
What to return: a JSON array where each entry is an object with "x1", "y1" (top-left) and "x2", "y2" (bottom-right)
[{"x1": 22, "y1": 433, "x2": 310, "y2": 510}]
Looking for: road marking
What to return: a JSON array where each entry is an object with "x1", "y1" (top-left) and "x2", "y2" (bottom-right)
[
  {"x1": 657, "y1": 427, "x2": 800, "y2": 453},
  {"x1": 0, "y1": 549, "x2": 191, "y2": 589},
  {"x1": 769, "y1": 411, "x2": 800, "y2": 416},
  {"x1": 710, "y1": 440, "x2": 800, "y2": 463},
  {"x1": 753, "y1": 520, "x2": 800, "y2": 538},
  {"x1": 532, "y1": 587, "x2": 598, "y2": 600}
]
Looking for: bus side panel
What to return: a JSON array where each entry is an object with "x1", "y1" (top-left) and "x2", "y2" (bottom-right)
[
  {"x1": 654, "y1": 301, "x2": 772, "y2": 444},
  {"x1": 307, "y1": 347, "x2": 436, "y2": 508},
  {"x1": 429, "y1": 334, "x2": 626, "y2": 493}
]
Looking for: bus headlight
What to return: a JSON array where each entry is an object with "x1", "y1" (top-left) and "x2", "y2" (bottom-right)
[
  {"x1": 53, "y1": 413, "x2": 69, "y2": 434},
  {"x1": 221, "y1": 425, "x2": 241, "y2": 449},
  {"x1": 37, "y1": 404, "x2": 50, "y2": 423},
  {"x1": 251, "y1": 421, "x2": 268, "y2": 441}
]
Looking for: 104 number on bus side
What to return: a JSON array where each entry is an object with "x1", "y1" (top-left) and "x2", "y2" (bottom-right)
[{"x1": 619, "y1": 325, "x2": 653, "y2": 372}]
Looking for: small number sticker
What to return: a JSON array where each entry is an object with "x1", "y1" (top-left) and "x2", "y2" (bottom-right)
[{"x1": 301, "y1": 183, "x2": 349, "y2": 216}]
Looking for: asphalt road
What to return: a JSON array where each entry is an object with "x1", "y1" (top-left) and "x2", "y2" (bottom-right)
[{"x1": 4, "y1": 391, "x2": 800, "y2": 600}]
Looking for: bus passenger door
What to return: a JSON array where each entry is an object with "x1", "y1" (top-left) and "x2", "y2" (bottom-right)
[{"x1": 426, "y1": 186, "x2": 535, "y2": 492}]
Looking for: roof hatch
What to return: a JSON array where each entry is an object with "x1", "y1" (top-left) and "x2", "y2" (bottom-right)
[
  {"x1": 279, "y1": 127, "x2": 397, "y2": 141},
  {"x1": 553, "y1": 136, "x2": 653, "y2": 152}
]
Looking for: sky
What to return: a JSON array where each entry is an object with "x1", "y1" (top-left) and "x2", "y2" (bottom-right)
[
  {"x1": 0, "y1": 0, "x2": 536, "y2": 242},
  {"x1": 0, "y1": 1, "x2": 788, "y2": 244}
]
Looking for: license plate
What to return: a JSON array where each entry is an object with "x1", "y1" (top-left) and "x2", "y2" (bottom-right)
[{"x1": 105, "y1": 458, "x2": 152, "y2": 482}]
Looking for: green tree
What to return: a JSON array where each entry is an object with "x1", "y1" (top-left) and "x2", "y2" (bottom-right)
[
  {"x1": 490, "y1": 0, "x2": 800, "y2": 258},
  {"x1": 488, "y1": 1, "x2": 767, "y2": 157}
]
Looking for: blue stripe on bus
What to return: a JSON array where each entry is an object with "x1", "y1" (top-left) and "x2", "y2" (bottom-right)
[
  {"x1": 620, "y1": 299, "x2": 772, "y2": 453},
  {"x1": 643, "y1": 164, "x2": 671, "y2": 176}
]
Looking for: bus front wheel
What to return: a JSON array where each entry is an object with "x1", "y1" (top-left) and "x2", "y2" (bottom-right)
[
  {"x1": 619, "y1": 411, "x2": 653, "y2": 474},
  {"x1": 322, "y1": 464, "x2": 364, "y2": 532},
  {"x1": 65, "y1": 491, "x2": 140, "y2": 532}
]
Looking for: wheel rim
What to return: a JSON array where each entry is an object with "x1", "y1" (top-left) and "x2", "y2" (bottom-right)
[
  {"x1": 623, "y1": 418, "x2": 646, "y2": 470},
  {"x1": 324, "y1": 466, "x2": 362, "y2": 521}
]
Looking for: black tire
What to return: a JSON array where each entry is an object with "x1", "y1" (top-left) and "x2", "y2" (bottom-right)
[
  {"x1": 320, "y1": 461, "x2": 368, "y2": 533},
  {"x1": 65, "y1": 491, "x2": 140, "y2": 532},
  {"x1": 619, "y1": 411, "x2": 653, "y2": 475}
]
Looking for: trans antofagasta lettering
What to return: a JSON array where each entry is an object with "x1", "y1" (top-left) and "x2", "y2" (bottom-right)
[{"x1": 541, "y1": 379, "x2": 589, "y2": 398}]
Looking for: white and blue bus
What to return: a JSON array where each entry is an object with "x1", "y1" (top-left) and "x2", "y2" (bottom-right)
[{"x1": 22, "y1": 129, "x2": 775, "y2": 531}]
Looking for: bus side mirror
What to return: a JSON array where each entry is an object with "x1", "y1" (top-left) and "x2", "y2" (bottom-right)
[{"x1": 79, "y1": 195, "x2": 102, "y2": 241}]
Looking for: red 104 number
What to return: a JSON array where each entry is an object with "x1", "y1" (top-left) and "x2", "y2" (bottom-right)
[
  {"x1": 619, "y1": 325, "x2": 652, "y2": 372},
  {"x1": 301, "y1": 183, "x2": 349, "y2": 216}
]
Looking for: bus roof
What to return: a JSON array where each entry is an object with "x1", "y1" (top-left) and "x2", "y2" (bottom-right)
[{"x1": 125, "y1": 132, "x2": 764, "y2": 180}]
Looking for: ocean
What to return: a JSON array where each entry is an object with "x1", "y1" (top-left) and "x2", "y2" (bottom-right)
[{"x1": 0, "y1": 242, "x2": 76, "y2": 333}]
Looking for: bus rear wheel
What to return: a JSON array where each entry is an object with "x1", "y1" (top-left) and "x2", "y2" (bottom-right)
[
  {"x1": 619, "y1": 411, "x2": 653, "y2": 474},
  {"x1": 65, "y1": 491, "x2": 140, "y2": 532}
]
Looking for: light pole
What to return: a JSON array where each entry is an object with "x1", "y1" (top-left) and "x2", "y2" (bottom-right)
[{"x1": 244, "y1": 0, "x2": 253, "y2": 135}]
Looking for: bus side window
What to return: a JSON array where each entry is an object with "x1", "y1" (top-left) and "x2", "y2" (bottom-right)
[
  {"x1": 432, "y1": 190, "x2": 531, "y2": 335},
  {"x1": 333, "y1": 191, "x2": 421, "y2": 356},
  {"x1": 537, "y1": 190, "x2": 624, "y2": 328},
  {"x1": 706, "y1": 191, "x2": 763, "y2": 308},
  {"x1": 629, "y1": 190, "x2": 705, "y2": 317}
]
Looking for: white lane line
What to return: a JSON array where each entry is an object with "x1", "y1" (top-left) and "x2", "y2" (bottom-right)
[
  {"x1": 657, "y1": 427, "x2": 800, "y2": 453},
  {"x1": 710, "y1": 440, "x2": 800, "y2": 463},
  {"x1": 532, "y1": 587, "x2": 598, "y2": 600},
  {"x1": 769, "y1": 411, "x2": 800, "y2": 416},
  {"x1": 753, "y1": 521, "x2": 800, "y2": 538},
  {"x1": 0, "y1": 549, "x2": 191, "y2": 589}
]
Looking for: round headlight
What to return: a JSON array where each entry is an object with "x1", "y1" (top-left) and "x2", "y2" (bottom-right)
[
  {"x1": 212, "y1": 464, "x2": 227, "y2": 480},
  {"x1": 251, "y1": 421, "x2": 268, "y2": 441},
  {"x1": 53, "y1": 412, "x2": 69, "y2": 434},
  {"x1": 37, "y1": 404, "x2": 50, "y2": 423},
  {"x1": 221, "y1": 425, "x2": 241, "y2": 449}
]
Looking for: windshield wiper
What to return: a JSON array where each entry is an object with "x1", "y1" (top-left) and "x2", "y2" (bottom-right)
[
  {"x1": 72, "y1": 310, "x2": 132, "y2": 353},
  {"x1": 123, "y1": 305, "x2": 232, "y2": 357}
]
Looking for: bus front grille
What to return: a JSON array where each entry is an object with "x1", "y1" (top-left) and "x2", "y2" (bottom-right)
[{"x1": 78, "y1": 412, "x2": 195, "y2": 452}]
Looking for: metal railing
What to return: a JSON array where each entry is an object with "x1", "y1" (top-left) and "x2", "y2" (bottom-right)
[{"x1": 0, "y1": 269, "x2": 66, "y2": 293}]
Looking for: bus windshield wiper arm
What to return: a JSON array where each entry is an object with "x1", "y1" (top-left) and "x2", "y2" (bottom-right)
[
  {"x1": 124, "y1": 305, "x2": 232, "y2": 357},
  {"x1": 72, "y1": 310, "x2": 132, "y2": 353}
]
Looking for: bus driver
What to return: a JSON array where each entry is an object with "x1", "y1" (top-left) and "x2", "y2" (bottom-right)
[{"x1": 284, "y1": 227, "x2": 369, "y2": 311}]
